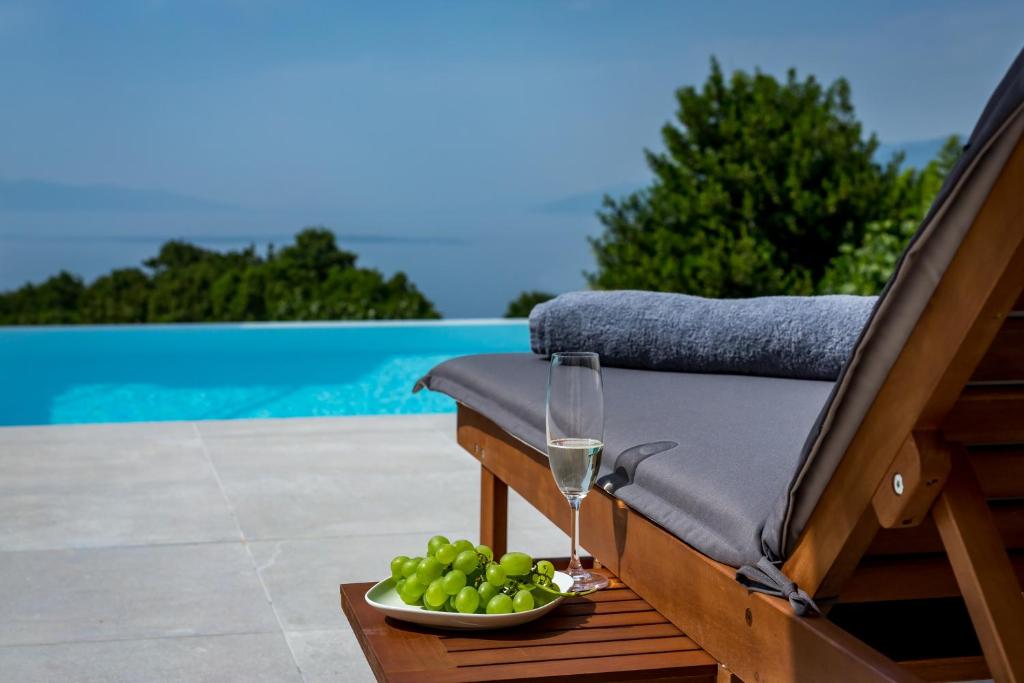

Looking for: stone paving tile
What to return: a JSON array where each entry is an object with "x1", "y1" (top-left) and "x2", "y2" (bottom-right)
[
  {"x1": 224, "y1": 468, "x2": 479, "y2": 540},
  {"x1": 204, "y1": 428, "x2": 479, "y2": 540},
  {"x1": 0, "y1": 414, "x2": 588, "y2": 682},
  {"x1": 201, "y1": 423, "x2": 467, "y2": 468},
  {"x1": 416, "y1": 412, "x2": 457, "y2": 438},
  {"x1": 250, "y1": 530, "x2": 478, "y2": 631},
  {"x1": 287, "y1": 629, "x2": 374, "y2": 683},
  {"x1": 195, "y1": 414, "x2": 443, "y2": 438},
  {"x1": 0, "y1": 434, "x2": 237, "y2": 551},
  {"x1": 0, "y1": 543, "x2": 276, "y2": 647},
  {"x1": 0, "y1": 633, "x2": 302, "y2": 683},
  {"x1": 0, "y1": 421, "x2": 198, "y2": 445}
]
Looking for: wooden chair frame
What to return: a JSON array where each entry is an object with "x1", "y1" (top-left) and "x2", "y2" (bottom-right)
[{"x1": 455, "y1": 137, "x2": 1024, "y2": 682}]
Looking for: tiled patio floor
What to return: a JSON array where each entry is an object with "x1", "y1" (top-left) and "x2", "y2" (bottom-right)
[{"x1": 0, "y1": 414, "x2": 571, "y2": 682}]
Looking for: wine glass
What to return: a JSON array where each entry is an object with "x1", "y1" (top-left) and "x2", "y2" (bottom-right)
[{"x1": 546, "y1": 352, "x2": 610, "y2": 591}]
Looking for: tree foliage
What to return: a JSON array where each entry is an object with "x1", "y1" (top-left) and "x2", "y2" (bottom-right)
[
  {"x1": 818, "y1": 136, "x2": 962, "y2": 295},
  {"x1": 588, "y1": 58, "x2": 936, "y2": 298},
  {"x1": 0, "y1": 228, "x2": 440, "y2": 324},
  {"x1": 504, "y1": 291, "x2": 554, "y2": 318}
]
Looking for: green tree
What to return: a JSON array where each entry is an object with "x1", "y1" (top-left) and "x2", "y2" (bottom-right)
[
  {"x1": 0, "y1": 271, "x2": 85, "y2": 325},
  {"x1": 819, "y1": 135, "x2": 962, "y2": 295},
  {"x1": 0, "y1": 228, "x2": 440, "y2": 324},
  {"x1": 79, "y1": 268, "x2": 151, "y2": 322},
  {"x1": 588, "y1": 58, "x2": 915, "y2": 298},
  {"x1": 504, "y1": 291, "x2": 554, "y2": 318}
]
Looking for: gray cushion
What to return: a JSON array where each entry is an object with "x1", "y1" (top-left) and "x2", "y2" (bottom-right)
[{"x1": 415, "y1": 353, "x2": 833, "y2": 568}]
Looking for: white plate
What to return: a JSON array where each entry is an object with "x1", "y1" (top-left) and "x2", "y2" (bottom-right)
[{"x1": 364, "y1": 571, "x2": 573, "y2": 630}]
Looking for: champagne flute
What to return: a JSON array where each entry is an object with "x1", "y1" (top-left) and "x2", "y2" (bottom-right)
[{"x1": 546, "y1": 352, "x2": 609, "y2": 591}]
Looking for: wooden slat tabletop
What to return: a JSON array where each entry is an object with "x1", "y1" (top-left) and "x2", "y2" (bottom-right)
[{"x1": 340, "y1": 565, "x2": 717, "y2": 682}]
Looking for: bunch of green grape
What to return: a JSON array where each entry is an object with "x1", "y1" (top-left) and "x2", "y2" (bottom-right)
[{"x1": 388, "y1": 535, "x2": 564, "y2": 614}]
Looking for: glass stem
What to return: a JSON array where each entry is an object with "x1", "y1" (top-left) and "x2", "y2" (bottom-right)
[{"x1": 567, "y1": 495, "x2": 583, "y2": 576}]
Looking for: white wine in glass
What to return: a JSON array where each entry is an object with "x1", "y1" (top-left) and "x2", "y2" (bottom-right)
[
  {"x1": 547, "y1": 437, "x2": 603, "y2": 497},
  {"x1": 546, "y1": 352, "x2": 609, "y2": 591}
]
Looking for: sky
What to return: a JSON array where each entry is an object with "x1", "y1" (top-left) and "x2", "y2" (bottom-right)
[{"x1": 1, "y1": 1, "x2": 1022, "y2": 317}]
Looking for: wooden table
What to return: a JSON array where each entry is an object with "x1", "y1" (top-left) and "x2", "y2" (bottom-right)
[{"x1": 340, "y1": 565, "x2": 718, "y2": 682}]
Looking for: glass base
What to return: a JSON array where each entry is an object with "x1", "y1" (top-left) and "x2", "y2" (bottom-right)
[{"x1": 568, "y1": 568, "x2": 610, "y2": 592}]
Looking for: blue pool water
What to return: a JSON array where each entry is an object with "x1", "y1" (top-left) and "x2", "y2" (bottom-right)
[{"x1": 0, "y1": 321, "x2": 529, "y2": 426}]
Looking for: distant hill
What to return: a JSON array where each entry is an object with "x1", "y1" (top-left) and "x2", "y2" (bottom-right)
[
  {"x1": 536, "y1": 182, "x2": 645, "y2": 214},
  {"x1": 0, "y1": 178, "x2": 230, "y2": 212},
  {"x1": 875, "y1": 136, "x2": 959, "y2": 170}
]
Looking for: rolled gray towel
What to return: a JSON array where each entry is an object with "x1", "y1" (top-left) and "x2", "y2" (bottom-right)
[{"x1": 529, "y1": 290, "x2": 877, "y2": 381}]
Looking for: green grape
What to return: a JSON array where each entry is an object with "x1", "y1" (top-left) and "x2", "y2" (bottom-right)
[
  {"x1": 485, "y1": 563, "x2": 506, "y2": 587},
  {"x1": 416, "y1": 557, "x2": 444, "y2": 584},
  {"x1": 485, "y1": 594, "x2": 514, "y2": 614},
  {"x1": 452, "y1": 539, "x2": 474, "y2": 555},
  {"x1": 445, "y1": 595, "x2": 458, "y2": 612},
  {"x1": 427, "y1": 535, "x2": 450, "y2": 557},
  {"x1": 390, "y1": 555, "x2": 409, "y2": 580},
  {"x1": 403, "y1": 576, "x2": 426, "y2": 598},
  {"x1": 512, "y1": 589, "x2": 535, "y2": 613},
  {"x1": 395, "y1": 578, "x2": 406, "y2": 595},
  {"x1": 499, "y1": 552, "x2": 533, "y2": 576},
  {"x1": 478, "y1": 581, "x2": 498, "y2": 604},
  {"x1": 533, "y1": 590, "x2": 554, "y2": 607},
  {"x1": 399, "y1": 579, "x2": 423, "y2": 605},
  {"x1": 401, "y1": 557, "x2": 421, "y2": 579},
  {"x1": 424, "y1": 578, "x2": 447, "y2": 607},
  {"x1": 442, "y1": 569, "x2": 467, "y2": 595},
  {"x1": 453, "y1": 550, "x2": 478, "y2": 574},
  {"x1": 535, "y1": 560, "x2": 555, "y2": 579},
  {"x1": 475, "y1": 544, "x2": 493, "y2": 561},
  {"x1": 454, "y1": 586, "x2": 480, "y2": 614},
  {"x1": 435, "y1": 543, "x2": 457, "y2": 565},
  {"x1": 422, "y1": 597, "x2": 443, "y2": 611}
]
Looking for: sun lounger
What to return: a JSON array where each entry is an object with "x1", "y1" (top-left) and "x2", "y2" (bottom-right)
[{"x1": 416, "y1": 46, "x2": 1024, "y2": 681}]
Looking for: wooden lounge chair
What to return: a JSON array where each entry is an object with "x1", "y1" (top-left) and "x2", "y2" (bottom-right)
[{"x1": 417, "y1": 49, "x2": 1024, "y2": 682}]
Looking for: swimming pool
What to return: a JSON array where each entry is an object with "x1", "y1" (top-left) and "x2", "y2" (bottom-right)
[{"x1": 0, "y1": 321, "x2": 529, "y2": 426}]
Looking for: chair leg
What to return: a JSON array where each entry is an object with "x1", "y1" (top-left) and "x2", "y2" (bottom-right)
[
  {"x1": 932, "y1": 448, "x2": 1024, "y2": 683},
  {"x1": 480, "y1": 465, "x2": 508, "y2": 558}
]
